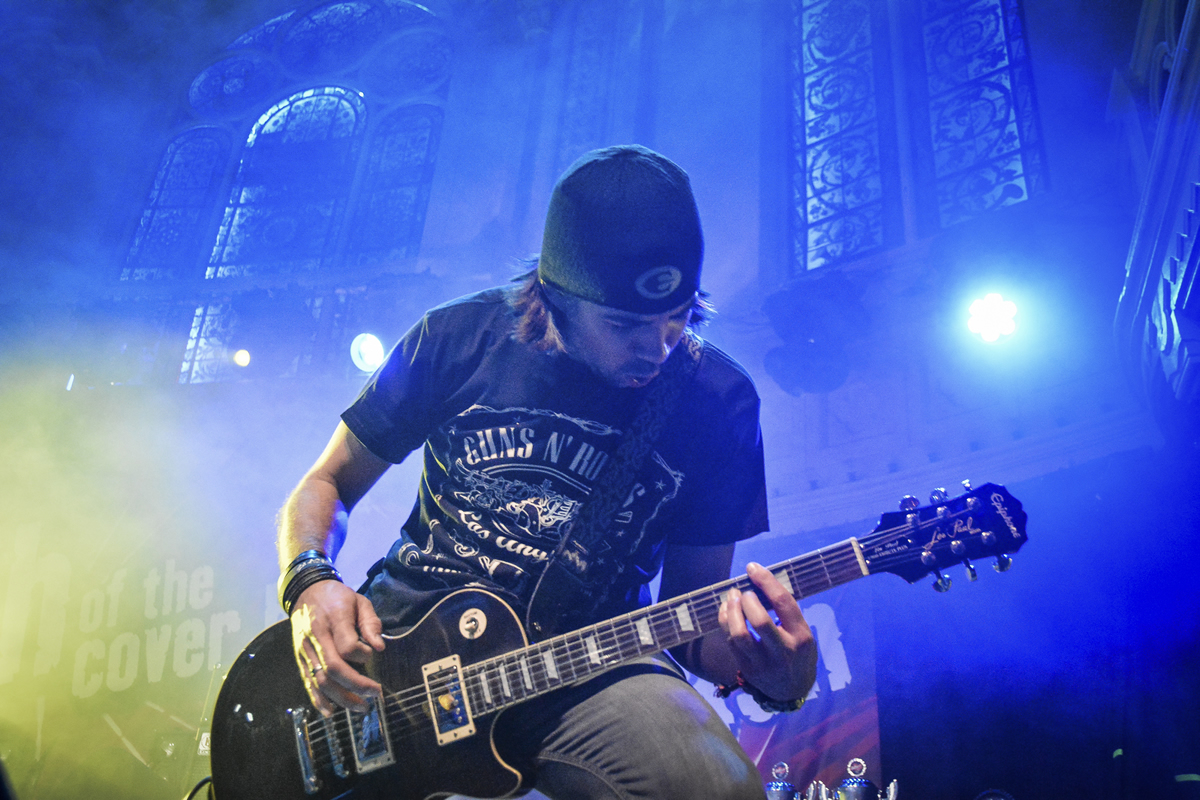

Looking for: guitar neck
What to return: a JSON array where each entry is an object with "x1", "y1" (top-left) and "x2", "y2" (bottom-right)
[{"x1": 458, "y1": 537, "x2": 870, "y2": 716}]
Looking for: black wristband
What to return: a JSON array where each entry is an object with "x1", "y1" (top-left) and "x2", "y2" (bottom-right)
[
  {"x1": 285, "y1": 549, "x2": 327, "y2": 573},
  {"x1": 278, "y1": 560, "x2": 343, "y2": 615}
]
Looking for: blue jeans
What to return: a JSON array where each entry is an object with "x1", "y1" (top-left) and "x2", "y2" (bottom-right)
[{"x1": 493, "y1": 656, "x2": 767, "y2": 800}]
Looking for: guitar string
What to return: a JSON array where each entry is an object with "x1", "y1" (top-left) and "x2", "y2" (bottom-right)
[
  {"x1": 305, "y1": 584, "x2": 800, "y2": 758},
  {"x1": 301, "y1": 544, "x2": 970, "y2": 770},
  {"x1": 298, "y1": 519, "x2": 940, "y2": 761},
  {"x1": 306, "y1": 544, "x2": 850, "y2": 744},
  {"x1": 300, "y1": 534, "x2": 951, "y2": 765},
  {"x1": 299, "y1": 507, "x2": 1006, "y2": 765},
  {"x1": 301, "y1": 580, "x2": 758, "y2": 762}
]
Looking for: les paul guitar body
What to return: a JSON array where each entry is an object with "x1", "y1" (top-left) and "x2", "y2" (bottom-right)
[
  {"x1": 211, "y1": 590, "x2": 531, "y2": 800},
  {"x1": 210, "y1": 483, "x2": 1028, "y2": 800}
]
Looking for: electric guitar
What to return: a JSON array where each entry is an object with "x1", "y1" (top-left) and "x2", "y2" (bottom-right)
[{"x1": 209, "y1": 483, "x2": 1026, "y2": 800}]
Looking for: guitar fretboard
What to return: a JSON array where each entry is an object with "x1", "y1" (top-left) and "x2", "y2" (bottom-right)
[{"x1": 460, "y1": 537, "x2": 870, "y2": 715}]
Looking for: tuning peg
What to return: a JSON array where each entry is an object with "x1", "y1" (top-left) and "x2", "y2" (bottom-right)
[
  {"x1": 929, "y1": 487, "x2": 948, "y2": 504},
  {"x1": 994, "y1": 554, "x2": 1013, "y2": 572},
  {"x1": 961, "y1": 479, "x2": 972, "y2": 491},
  {"x1": 963, "y1": 560, "x2": 978, "y2": 581},
  {"x1": 932, "y1": 570, "x2": 951, "y2": 592},
  {"x1": 899, "y1": 495, "x2": 919, "y2": 511}
]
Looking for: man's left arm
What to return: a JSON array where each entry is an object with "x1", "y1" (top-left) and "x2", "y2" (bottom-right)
[{"x1": 661, "y1": 543, "x2": 818, "y2": 704}]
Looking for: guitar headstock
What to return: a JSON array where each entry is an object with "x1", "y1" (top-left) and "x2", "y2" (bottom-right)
[{"x1": 862, "y1": 482, "x2": 1027, "y2": 590}]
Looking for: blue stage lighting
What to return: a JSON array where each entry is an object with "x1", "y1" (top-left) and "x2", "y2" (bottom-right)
[
  {"x1": 350, "y1": 333, "x2": 385, "y2": 372},
  {"x1": 968, "y1": 293, "x2": 1017, "y2": 343}
]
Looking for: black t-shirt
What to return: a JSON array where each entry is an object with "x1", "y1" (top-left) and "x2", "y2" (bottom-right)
[{"x1": 342, "y1": 286, "x2": 768, "y2": 629}]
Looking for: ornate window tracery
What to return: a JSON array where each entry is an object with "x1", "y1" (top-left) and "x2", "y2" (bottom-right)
[
  {"x1": 789, "y1": 0, "x2": 1045, "y2": 273},
  {"x1": 918, "y1": 0, "x2": 1044, "y2": 228}
]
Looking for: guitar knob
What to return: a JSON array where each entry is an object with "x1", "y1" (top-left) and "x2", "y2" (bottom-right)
[
  {"x1": 899, "y1": 495, "x2": 919, "y2": 511},
  {"x1": 932, "y1": 571, "x2": 951, "y2": 592},
  {"x1": 929, "y1": 487, "x2": 948, "y2": 504},
  {"x1": 963, "y1": 560, "x2": 978, "y2": 581},
  {"x1": 994, "y1": 554, "x2": 1013, "y2": 573}
]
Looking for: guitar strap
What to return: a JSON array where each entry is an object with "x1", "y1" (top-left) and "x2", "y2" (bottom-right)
[{"x1": 525, "y1": 331, "x2": 703, "y2": 640}]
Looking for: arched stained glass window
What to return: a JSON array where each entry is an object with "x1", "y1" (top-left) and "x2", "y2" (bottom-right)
[
  {"x1": 348, "y1": 104, "x2": 443, "y2": 267},
  {"x1": 121, "y1": 127, "x2": 231, "y2": 281},
  {"x1": 119, "y1": 2, "x2": 451, "y2": 386},
  {"x1": 206, "y1": 86, "x2": 368, "y2": 279}
]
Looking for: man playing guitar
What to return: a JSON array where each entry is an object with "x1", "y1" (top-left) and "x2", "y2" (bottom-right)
[{"x1": 275, "y1": 145, "x2": 817, "y2": 800}]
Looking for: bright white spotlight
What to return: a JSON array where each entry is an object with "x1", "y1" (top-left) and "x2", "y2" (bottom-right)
[
  {"x1": 350, "y1": 333, "x2": 385, "y2": 372},
  {"x1": 968, "y1": 293, "x2": 1017, "y2": 343},
  {"x1": 233, "y1": 349, "x2": 252, "y2": 367}
]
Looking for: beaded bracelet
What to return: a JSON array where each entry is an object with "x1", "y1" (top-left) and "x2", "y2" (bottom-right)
[
  {"x1": 277, "y1": 551, "x2": 343, "y2": 615},
  {"x1": 714, "y1": 671, "x2": 806, "y2": 713}
]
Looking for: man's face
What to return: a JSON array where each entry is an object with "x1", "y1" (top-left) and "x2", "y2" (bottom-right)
[{"x1": 561, "y1": 295, "x2": 694, "y2": 388}]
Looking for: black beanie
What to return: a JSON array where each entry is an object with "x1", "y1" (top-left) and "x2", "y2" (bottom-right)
[{"x1": 538, "y1": 144, "x2": 703, "y2": 314}]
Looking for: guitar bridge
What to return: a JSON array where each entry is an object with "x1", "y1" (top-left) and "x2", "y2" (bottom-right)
[
  {"x1": 287, "y1": 708, "x2": 321, "y2": 795},
  {"x1": 422, "y1": 655, "x2": 476, "y2": 745}
]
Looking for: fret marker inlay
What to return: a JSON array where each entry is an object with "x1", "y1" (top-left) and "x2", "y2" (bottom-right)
[
  {"x1": 674, "y1": 604, "x2": 694, "y2": 632},
  {"x1": 585, "y1": 635, "x2": 602, "y2": 665},
  {"x1": 773, "y1": 569, "x2": 794, "y2": 596},
  {"x1": 542, "y1": 650, "x2": 559, "y2": 681},
  {"x1": 499, "y1": 666, "x2": 512, "y2": 697},
  {"x1": 518, "y1": 657, "x2": 533, "y2": 690},
  {"x1": 635, "y1": 618, "x2": 654, "y2": 646}
]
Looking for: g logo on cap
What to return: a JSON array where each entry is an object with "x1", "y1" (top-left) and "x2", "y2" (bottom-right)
[{"x1": 634, "y1": 266, "x2": 682, "y2": 300}]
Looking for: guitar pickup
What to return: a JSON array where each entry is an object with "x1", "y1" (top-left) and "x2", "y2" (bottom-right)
[
  {"x1": 422, "y1": 655, "x2": 476, "y2": 745},
  {"x1": 349, "y1": 694, "x2": 395, "y2": 774}
]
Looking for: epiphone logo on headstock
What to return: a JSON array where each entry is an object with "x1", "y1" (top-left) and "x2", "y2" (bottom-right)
[{"x1": 990, "y1": 492, "x2": 1022, "y2": 538}]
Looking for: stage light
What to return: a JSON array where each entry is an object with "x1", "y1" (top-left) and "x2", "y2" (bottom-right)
[
  {"x1": 968, "y1": 293, "x2": 1017, "y2": 343},
  {"x1": 233, "y1": 349, "x2": 251, "y2": 367},
  {"x1": 350, "y1": 333, "x2": 385, "y2": 372}
]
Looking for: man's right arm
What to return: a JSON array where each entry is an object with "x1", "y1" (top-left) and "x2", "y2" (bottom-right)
[{"x1": 277, "y1": 422, "x2": 392, "y2": 716}]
